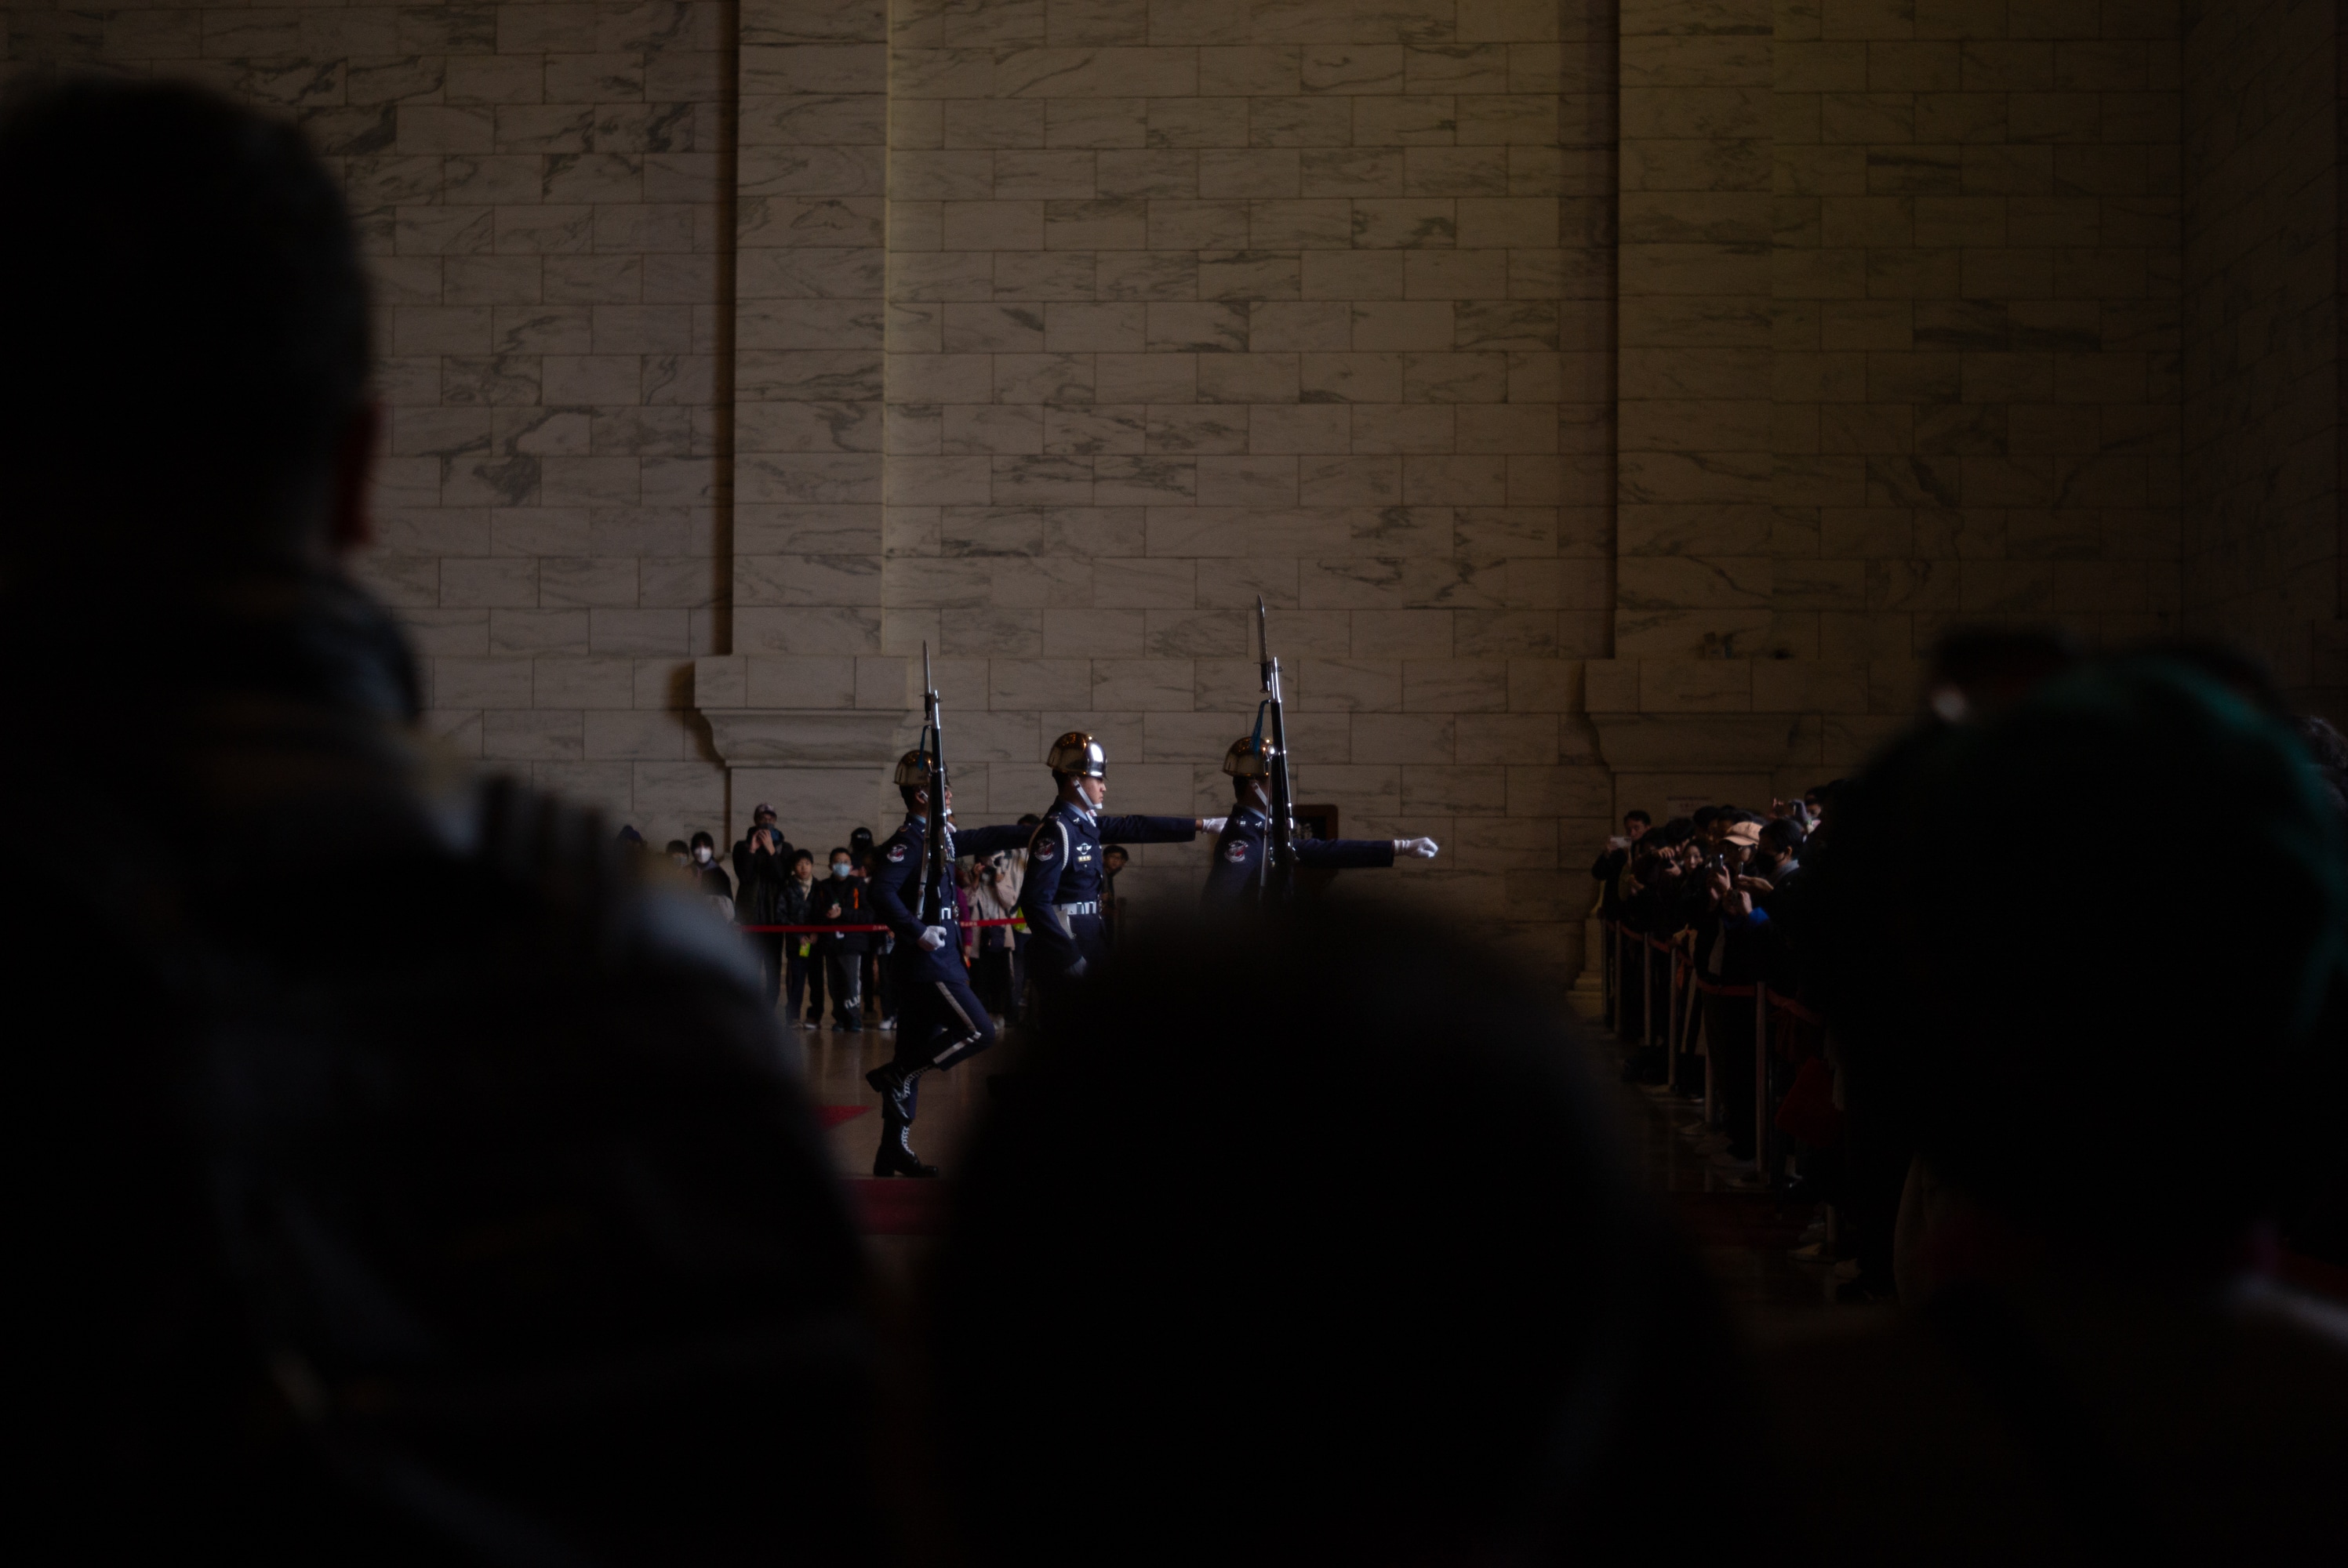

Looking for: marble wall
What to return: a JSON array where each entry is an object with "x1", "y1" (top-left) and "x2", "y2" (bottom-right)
[
  {"x1": 13, "y1": 1, "x2": 2343, "y2": 972},
  {"x1": 1588, "y1": 0, "x2": 2191, "y2": 813},
  {"x1": 702, "y1": 0, "x2": 1625, "y2": 974},
  {"x1": 6, "y1": 0, "x2": 740, "y2": 848},
  {"x1": 2180, "y1": 0, "x2": 2347, "y2": 718}
]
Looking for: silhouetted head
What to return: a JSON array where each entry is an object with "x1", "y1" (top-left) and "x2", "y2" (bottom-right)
[
  {"x1": 928, "y1": 907, "x2": 1758, "y2": 1567},
  {"x1": 1806, "y1": 658, "x2": 2348, "y2": 1259},
  {"x1": 0, "y1": 78, "x2": 373, "y2": 577},
  {"x1": 1921, "y1": 624, "x2": 2083, "y2": 724}
]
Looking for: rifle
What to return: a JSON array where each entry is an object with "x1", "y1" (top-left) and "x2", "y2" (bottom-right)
[
  {"x1": 918, "y1": 642, "x2": 947, "y2": 926},
  {"x1": 1256, "y1": 597, "x2": 1297, "y2": 905}
]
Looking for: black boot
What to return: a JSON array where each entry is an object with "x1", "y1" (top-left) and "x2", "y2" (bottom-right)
[
  {"x1": 872, "y1": 1115, "x2": 937, "y2": 1178},
  {"x1": 865, "y1": 1061, "x2": 919, "y2": 1120}
]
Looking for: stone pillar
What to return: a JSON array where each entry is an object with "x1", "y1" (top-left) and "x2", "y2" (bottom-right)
[
  {"x1": 711, "y1": 0, "x2": 907, "y2": 841},
  {"x1": 1616, "y1": 0, "x2": 1774, "y2": 662},
  {"x1": 694, "y1": 654, "x2": 917, "y2": 846}
]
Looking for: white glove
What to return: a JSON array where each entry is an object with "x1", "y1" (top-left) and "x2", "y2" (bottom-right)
[
  {"x1": 1606, "y1": 836, "x2": 1630, "y2": 851},
  {"x1": 1067, "y1": 957, "x2": 1089, "y2": 979},
  {"x1": 1199, "y1": 816, "x2": 1227, "y2": 833},
  {"x1": 1396, "y1": 837, "x2": 1440, "y2": 858},
  {"x1": 919, "y1": 925, "x2": 949, "y2": 950}
]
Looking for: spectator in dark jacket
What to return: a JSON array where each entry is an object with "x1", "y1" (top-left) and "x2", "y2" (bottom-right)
[
  {"x1": 733, "y1": 804, "x2": 793, "y2": 882},
  {"x1": 688, "y1": 831, "x2": 732, "y2": 902},
  {"x1": 732, "y1": 814, "x2": 794, "y2": 1012},
  {"x1": 1752, "y1": 816, "x2": 1804, "y2": 898},
  {"x1": 809, "y1": 849, "x2": 870, "y2": 1032},
  {"x1": 780, "y1": 849, "x2": 823, "y2": 1025},
  {"x1": 1589, "y1": 808, "x2": 1651, "y2": 916},
  {"x1": 846, "y1": 828, "x2": 894, "y2": 1030}
]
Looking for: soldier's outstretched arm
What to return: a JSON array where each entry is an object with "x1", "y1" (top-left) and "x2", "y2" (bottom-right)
[
  {"x1": 1096, "y1": 812, "x2": 1202, "y2": 844},
  {"x1": 953, "y1": 822, "x2": 1032, "y2": 856},
  {"x1": 1294, "y1": 837, "x2": 1401, "y2": 870}
]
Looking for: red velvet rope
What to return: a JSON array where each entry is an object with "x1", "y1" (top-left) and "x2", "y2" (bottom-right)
[{"x1": 739, "y1": 917, "x2": 1025, "y2": 933}]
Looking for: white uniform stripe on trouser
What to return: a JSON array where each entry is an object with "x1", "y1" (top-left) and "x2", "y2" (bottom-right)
[{"x1": 927, "y1": 978, "x2": 985, "y2": 1071}]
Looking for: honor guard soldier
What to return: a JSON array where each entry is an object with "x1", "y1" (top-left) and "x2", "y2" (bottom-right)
[
  {"x1": 1202, "y1": 735, "x2": 1440, "y2": 906},
  {"x1": 1019, "y1": 731, "x2": 1217, "y2": 996},
  {"x1": 863, "y1": 750, "x2": 1034, "y2": 1177}
]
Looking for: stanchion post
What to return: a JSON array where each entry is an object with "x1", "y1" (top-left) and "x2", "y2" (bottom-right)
[
  {"x1": 1699, "y1": 992, "x2": 1714, "y2": 1123},
  {"x1": 1602, "y1": 920, "x2": 1616, "y2": 1030},
  {"x1": 1663, "y1": 945, "x2": 1678, "y2": 1092},
  {"x1": 1679, "y1": 944, "x2": 1700, "y2": 1080},
  {"x1": 1641, "y1": 938, "x2": 1654, "y2": 1058},
  {"x1": 1681, "y1": 943, "x2": 1699, "y2": 1089},
  {"x1": 1754, "y1": 983, "x2": 1771, "y2": 1183},
  {"x1": 1683, "y1": 944, "x2": 1699, "y2": 1087}
]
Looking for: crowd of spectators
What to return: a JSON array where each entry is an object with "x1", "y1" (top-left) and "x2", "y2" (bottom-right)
[
  {"x1": 1595, "y1": 630, "x2": 2348, "y2": 1304},
  {"x1": 1594, "y1": 799, "x2": 1813, "y2": 1159},
  {"x1": 13, "y1": 78, "x2": 2348, "y2": 1567},
  {"x1": 622, "y1": 806, "x2": 1081, "y2": 1038}
]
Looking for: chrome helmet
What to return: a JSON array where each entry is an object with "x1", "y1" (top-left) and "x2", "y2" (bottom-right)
[
  {"x1": 892, "y1": 748, "x2": 935, "y2": 788},
  {"x1": 1223, "y1": 735, "x2": 1278, "y2": 780},
  {"x1": 1046, "y1": 731, "x2": 1107, "y2": 779}
]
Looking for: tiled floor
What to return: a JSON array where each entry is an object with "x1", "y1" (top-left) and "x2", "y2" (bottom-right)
[
  {"x1": 791, "y1": 1000, "x2": 1844, "y2": 1315},
  {"x1": 793, "y1": 1011, "x2": 1015, "y2": 1180},
  {"x1": 1606, "y1": 1072, "x2": 1842, "y2": 1316}
]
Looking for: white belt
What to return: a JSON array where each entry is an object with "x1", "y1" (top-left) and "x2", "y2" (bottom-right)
[{"x1": 1054, "y1": 901, "x2": 1100, "y2": 916}]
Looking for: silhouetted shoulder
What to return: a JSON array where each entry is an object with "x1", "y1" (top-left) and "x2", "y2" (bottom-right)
[
  {"x1": 1756, "y1": 1283, "x2": 2348, "y2": 1563},
  {"x1": 456, "y1": 772, "x2": 765, "y2": 1003}
]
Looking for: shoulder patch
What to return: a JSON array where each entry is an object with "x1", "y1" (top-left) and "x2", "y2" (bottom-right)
[
  {"x1": 887, "y1": 842, "x2": 907, "y2": 863},
  {"x1": 1034, "y1": 836, "x2": 1056, "y2": 860},
  {"x1": 1223, "y1": 838, "x2": 1250, "y2": 862}
]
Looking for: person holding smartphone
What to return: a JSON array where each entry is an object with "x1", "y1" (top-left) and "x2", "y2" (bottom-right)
[
  {"x1": 731, "y1": 805, "x2": 794, "y2": 1016},
  {"x1": 1590, "y1": 808, "x2": 1652, "y2": 919}
]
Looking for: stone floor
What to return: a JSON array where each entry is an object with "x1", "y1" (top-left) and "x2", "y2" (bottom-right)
[{"x1": 789, "y1": 996, "x2": 1848, "y2": 1317}]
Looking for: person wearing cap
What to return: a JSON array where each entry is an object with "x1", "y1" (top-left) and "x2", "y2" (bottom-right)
[
  {"x1": 1201, "y1": 734, "x2": 1439, "y2": 907},
  {"x1": 863, "y1": 750, "x2": 1034, "y2": 1177},
  {"x1": 1018, "y1": 732, "x2": 1218, "y2": 1002}
]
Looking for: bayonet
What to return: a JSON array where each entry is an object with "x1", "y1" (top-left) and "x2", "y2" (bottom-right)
[
  {"x1": 1256, "y1": 597, "x2": 1296, "y2": 905},
  {"x1": 918, "y1": 642, "x2": 948, "y2": 925}
]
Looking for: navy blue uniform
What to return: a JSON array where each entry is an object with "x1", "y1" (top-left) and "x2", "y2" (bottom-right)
[
  {"x1": 867, "y1": 814, "x2": 1032, "y2": 1117},
  {"x1": 1200, "y1": 805, "x2": 1396, "y2": 906},
  {"x1": 1019, "y1": 800, "x2": 1195, "y2": 982}
]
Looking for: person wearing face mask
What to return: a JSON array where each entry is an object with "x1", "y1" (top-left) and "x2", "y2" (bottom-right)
[
  {"x1": 1018, "y1": 733, "x2": 1216, "y2": 1009},
  {"x1": 1200, "y1": 735, "x2": 1439, "y2": 908},
  {"x1": 809, "y1": 848, "x2": 870, "y2": 1032},
  {"x1": 687, "y1": 831, "x2": 733, "y2": 902}
]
